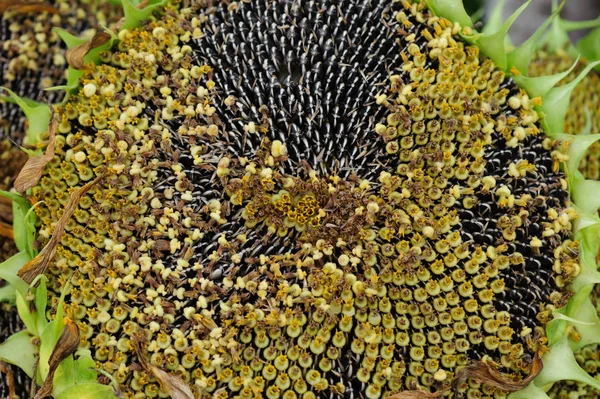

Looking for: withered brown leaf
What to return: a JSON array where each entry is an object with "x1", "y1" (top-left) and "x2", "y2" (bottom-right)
[
  {"x1": 387, "y1": 389, "x2": 448, "y2": 399},
  {"x1": 14, "y1": 115, "x2": 57, "y2": 194},
  {"x1": 453, "y1": 356, "x2": 542, "y2": 395},
  {"x1": 387, "y1": 356, "x2": 542, "y2": 399},
  {"x1": 34, "y1": 318, "x2": 80, "y2": 399},
  {"x1": 18, "y1": 174, "x2": 102, "y2": 284},
  {"x1": 65, "y1": 31, "x2": 111, "y2": 70},
  {"x1": 0, "y1": 361, "x2": 16, "y2": 399},
  {"x1": 132, "y1": 335, "x2": 194, "y2": 399},
  {"x1": 0, "y1": 1, "x2": 58, "y2": 14},
  {"x1": 0, "y1": 196, "x2": 12, "y2": 223},
  {"x1": 0, "y1": 221, "x2": 13, "y2": 239}
]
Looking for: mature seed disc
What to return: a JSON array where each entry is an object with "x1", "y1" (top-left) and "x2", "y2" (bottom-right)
[{"x1": 30, "y1": 1, "x2": 580, "y2": 398}]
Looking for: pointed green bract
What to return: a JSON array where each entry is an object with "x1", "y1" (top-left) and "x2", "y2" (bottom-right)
[
  {"x1": 0, "y1": 330, "x2": 36, "y2": 378},
  {"x1": 572, "y1": 178, "x2": 600, "y2": 215},
  {"x1": 56, "y1": 383, "x2": 119, "y2": 399},
  {"x1": 534, "y1": 337, "x2": 600, "y2": 390},
  {"x1": 52, "y1": 350, "x2": 119, "y2": 399},
  {"x1": 552, "y1": 133, "x2": 600, "y2": 180},
  {"x1": 465, "y1": 0, "x2": 530, "y2": 71},
  {"x1": 0, "y1": 251, "x2": 30, "y2": 298},
  {"x1": 0, "y1": 190, "x2": 36, "y2": 258},
  {"x1": 0, "y1": 88, "x2": 51, "y2": 146},
  {"x1": 539, "y1": 60, "x2": 600, "y2": 134},
  {"x1": 562, "y1": 286, "x2": 596, "y2": 323},
  {"x1": 570, "y1": 258, "x2": 600, "y2": 293},
  {"x1": 568, "y1": 296, "x2": 600, "y2": 352},
  {"x1": 513, "y1": 55, "x2": 579, "y2": 99},
  {"x1": 0, "y1": 285, "x2": 16, "y2": 304},
  {"x1": 578, "y1": 27, "x2": 600, "y2": 66},
  {"x1": 121, "y1": 0, "x2": 169, "y2": 30},
  {"x1": 52, "y1": 28, "x2": 116, "y2": 98},
  {"x1": 507, "y1": 383, "x2": 551, "y2": 399},
  {"x1": 482, "y1": 0, "x2": 505, "y2": 36},
  {"x1": 506, "y1": 0, "x2": 565, "y2": 75},
  {"x1": 32, "y1": 275, "x2": 50, "y2": 334},
  {"x1": 15, "y1": 291, "x2": 35, "y2": 337},
  {"x1": 544, "y1": 4, "x2": 600, "y2": 54},
  {"x1": 37, "y1": 282, "x2": 69, "y2": 385}
]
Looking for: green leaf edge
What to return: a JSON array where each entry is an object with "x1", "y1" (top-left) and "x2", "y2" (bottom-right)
[
  {"x1": 424, "y1": 0, "x2": 472, "y2": 27},
  {"x1": 0, "y1": 88, "x2": 51, "y2": 146}
]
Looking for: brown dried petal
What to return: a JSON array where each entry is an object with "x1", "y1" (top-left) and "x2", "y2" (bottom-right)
[
  {"x1": 387, "y1": 389, "x2": 447, "y2": 399},
  {"x1": 0, "y1": 196, "x2": 12, "y2": 223},
  {"x1": 132, "y1": 335, "x2": 194, "y2": 399},
  {"x1": 14, "y1": 116, "x2": 56, "y2": 194},
  {"x1": 0, "y1": 1, "x2": 58, "y2": 14},
  {"x1": 0, "y1": 221, "x2": 13, "y2": 239},
  {"x1": 453, "y1": 356, "x2": 543, "y2": 394},
  {"x1": 18, "y1": 174, "x2": 102, "y2": 283},
  {"x1": 34, "y1": 319, "x2": 80, "y2": 399},
  {"x1": 0, "y1": 361, "x2": 16, "y2": 399},
  {"x1": 65, "y1": 31, "x2": 111, "y2": 70}
]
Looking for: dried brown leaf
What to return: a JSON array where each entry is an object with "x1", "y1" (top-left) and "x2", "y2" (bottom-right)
[
  {"x1": 132, "y1": 335, "x2": 194, "y2": 399},
  {"x1": 0, "y1": 199, "x2": 13, "y2": 224},
  {"x1": 453, "y1": 355, "x2": 542, "y2": 394},
  {"x1": 14, "y1": 116, "x2": 56, "y2": 194},
  {"x1": 34, "y1": 318, "x2": 80, "y2": 399},
  {"x1": 387, "y1": 389, "x2": 448, "y2": 399},
  {"x1": 0, "y1": 361, "x2": 16, "y2": 399},
  {"x1": 65, "y1": 31, "x2": 111, "y2": 70},
  {"x1": 0, "y1": 221, "x2": 13, "y2": 239},
  {"x1": 18, "y1": 174, "x2": 102, "y2": 283},
  {"x1": 388, "y1": 356, "x2": 542, "y2": 399},
  {"x1": 0, "y1": 1, "x2": 58, "y2": 14}
]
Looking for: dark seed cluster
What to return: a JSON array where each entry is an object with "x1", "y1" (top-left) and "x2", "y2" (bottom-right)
[{"x1": 30, "y1": 1, "x2": 580, "y2": 398}]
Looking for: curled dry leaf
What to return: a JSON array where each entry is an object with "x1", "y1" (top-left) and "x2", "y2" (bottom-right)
[
  {"x1": 132, "y1": 335, "x2": 194, "y2": 399},
  {"x1": 0, "y1": 0, "x2": 58, "y2": 14},
  {"x1": 0, "y1": 221, "x2": 13, "y2": 239},
  {"x1": 0, "y1": 360, "x2": 16, "y2": 399},
  {"x1": 34, "y1": 318, "x2": 80, "y2": 399},
  {"x1": 387, "y1": 389, "x2": 448, "y2": 399},
  {"x1": 65, "y1": 31, "x2": 111, "y2": 70},
  {"x1": 0, "y1": 196, "x2": 12, "y2": 223},
  {"x1": 18, "y1": 174, "x2": 102, "y2": 284},
  {"x1": 387, "y1": 356, "x2": 542, "y2": 399},
  {"x1": 14, "y1": 115, "x2": 56, "y2": 194},
  {"x1": 453, "y1": 355, "x2": 543, "y2": 395}
]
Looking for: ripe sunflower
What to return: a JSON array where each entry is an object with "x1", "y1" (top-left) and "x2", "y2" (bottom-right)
[{"x1": 1, "y1": 1, "x2": 600, "y2": 399}]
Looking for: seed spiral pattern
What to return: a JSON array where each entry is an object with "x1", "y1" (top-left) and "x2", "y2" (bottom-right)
[{"x1": 27, "y1": 1, "x2": 580, "y2": 399}]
